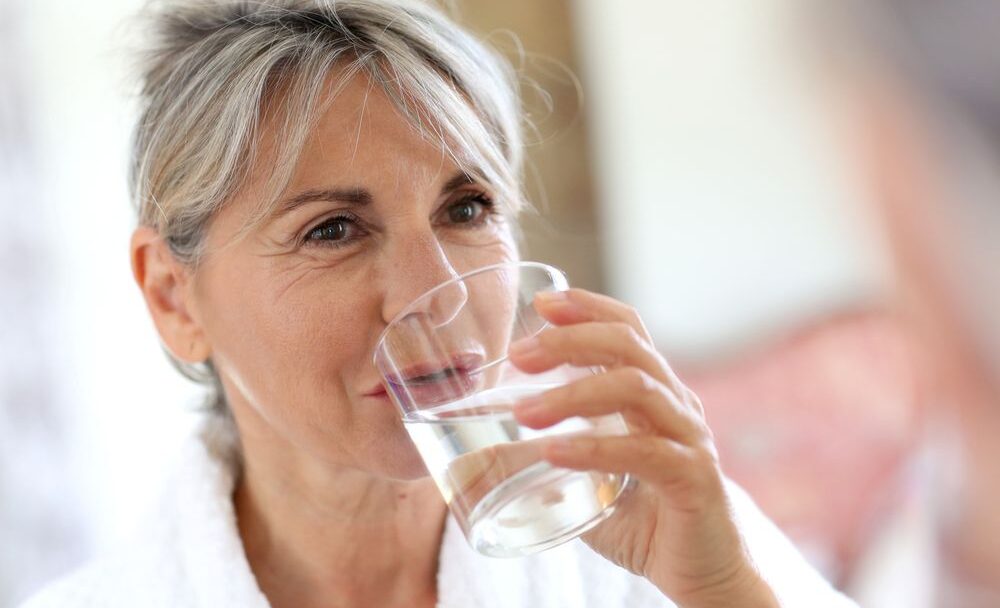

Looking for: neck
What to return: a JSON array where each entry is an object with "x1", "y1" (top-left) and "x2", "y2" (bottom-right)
[{"x1": 230, "y1": 410, "x2": 448, "y2": 608}]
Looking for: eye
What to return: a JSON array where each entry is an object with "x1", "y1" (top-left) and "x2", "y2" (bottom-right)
[
  {"x1": 304, "y1": 214, "x2": 363, "y2": 247},
  {"x1": 444, "y1": 193, "x2": 496, "y2": 226}
]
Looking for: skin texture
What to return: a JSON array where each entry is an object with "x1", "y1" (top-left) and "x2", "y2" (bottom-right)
[{"x1": 132, "y1": 70, "x2": 778, "y2": 607}]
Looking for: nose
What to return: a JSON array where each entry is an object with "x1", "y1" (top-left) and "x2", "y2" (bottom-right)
[{"x1": 378, "y1": 231, "x2": 468, "y2": 328}]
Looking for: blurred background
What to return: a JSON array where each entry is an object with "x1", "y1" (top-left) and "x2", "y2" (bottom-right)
[{"x1": 3, "y1": 0, "x2": 997, "y2": 606}]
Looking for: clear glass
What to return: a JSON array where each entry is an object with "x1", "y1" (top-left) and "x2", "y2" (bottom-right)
[{"x1": 373, "y1": 261, "x2": 633, "y2": 557}]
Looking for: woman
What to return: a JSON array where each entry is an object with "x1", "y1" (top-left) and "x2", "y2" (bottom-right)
[{"x1": 23, "y1": 1, "x2": 855, "y2": 606}]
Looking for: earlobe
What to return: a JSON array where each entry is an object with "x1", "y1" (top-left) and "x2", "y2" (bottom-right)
[{"x1": 130, "y1": 227, "x2": 211, "y2": 363}]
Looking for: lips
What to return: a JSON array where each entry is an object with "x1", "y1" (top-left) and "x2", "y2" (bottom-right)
[
  {"x1": 387, "y1": 352, "x2": 484, "y2": 384},
  {"x1": 380, "y1": 351, "x2": 485, "y2": 406}
]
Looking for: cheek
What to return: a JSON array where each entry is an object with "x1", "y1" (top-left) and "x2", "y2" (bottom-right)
[
  {"x1": 475, "y1": 271, "x2": 520, "y2": 361},
  {"x1": 189, "y1": 240, "x2": 540, "y2": 480},
  {"x1": 197, "y1": 260, "x2": 371, "y2": 415},
  {"x1": 446, "y1": 222, "x2": 519, "y2": 273}
]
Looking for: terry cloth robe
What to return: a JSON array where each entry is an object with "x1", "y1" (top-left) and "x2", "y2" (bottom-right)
[{"x1": 21, "y1": 414, "x2": 859, "y2": 607}]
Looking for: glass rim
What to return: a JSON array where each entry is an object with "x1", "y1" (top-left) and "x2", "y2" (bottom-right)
[{"x1": 371, "y1": 260, "x2": 567, "y2": 368}]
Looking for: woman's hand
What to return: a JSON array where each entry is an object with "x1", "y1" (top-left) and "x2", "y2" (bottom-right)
[{"x1": 509, "y1": 289, "x2": 778, "y2": 608}]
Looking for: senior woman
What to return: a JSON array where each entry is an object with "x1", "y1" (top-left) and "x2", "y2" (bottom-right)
[{"x1": 23, "y1": 1, "x2": 855, "y2": 607}]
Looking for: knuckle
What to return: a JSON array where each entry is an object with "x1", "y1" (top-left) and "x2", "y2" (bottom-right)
[
  {"x1": 684, "y1": 388, "x2": 706, "y2": 416},
  {"x1": 651, "y1": 349, "x2": 673, "y2": 372},
  {"x1": 635, "y1": 438, "x2": 662, "y2": 461},
  {"x1": 613, "y1": 321, "x2": 641, "y2": 344},
  {"x1": 692, "y1": 438, "x2": 721, "y2": 469},
  {"x1": 621, "y1": 367, "x2": 658, "y2": 396},
  {"x1": 623, "y1": 306, "x2": 647, "y2": 334},
  {"x1": 675, "y1": 447, "x2": 714, "y2": 486},
  {"x1": 690, "y1": 412, "x2": 712, "y2": 436},
  {"x1": 690, "y1": 418, "x2": 716, "y2": 449}
]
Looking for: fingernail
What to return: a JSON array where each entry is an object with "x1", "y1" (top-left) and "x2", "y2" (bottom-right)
[{"x1": 509, "y1": 336, "x2": 540, "y2": 357}]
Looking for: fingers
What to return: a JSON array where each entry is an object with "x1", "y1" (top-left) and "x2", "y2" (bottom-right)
[
  {"x1": 512, "y1": 288, "x2": 707, "y2": 428},
  {"x1": 509, "y1": 321, "x2": 673, "y2": 387},
  {"x1": 513, "y1": 366, "x2": 705, "y2": 443},
  {"x1": 526, "y1": 288, "x2": 690, "y2": 398},
  {"x1": 541, "y1": 434, "x2": 723, "y2": 506},
  {"x1": 534, "y1": 289, "x2": 654, "y2": 343}
]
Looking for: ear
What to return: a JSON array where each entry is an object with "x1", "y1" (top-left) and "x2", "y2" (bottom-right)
[{"x1": 130, "y1": 226, "x2": 212, "y2": 363}]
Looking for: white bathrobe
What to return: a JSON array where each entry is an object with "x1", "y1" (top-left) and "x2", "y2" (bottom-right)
[{"x1": 21, "y1": 415, "x2": 858, "y2": 607}]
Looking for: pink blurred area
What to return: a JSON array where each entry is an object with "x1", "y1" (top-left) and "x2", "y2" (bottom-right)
[{"x1": 681, "y1": 310, "x2": 921, "y2": 583}]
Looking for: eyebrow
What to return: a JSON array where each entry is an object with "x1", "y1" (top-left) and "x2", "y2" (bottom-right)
[{"x1": 272, "y1": 171, "x2": 477, "y2": 219}]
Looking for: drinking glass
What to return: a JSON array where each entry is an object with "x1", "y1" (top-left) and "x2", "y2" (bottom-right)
[{"x1": 373, "y1": 261, "x2": 633, "y2": 557}]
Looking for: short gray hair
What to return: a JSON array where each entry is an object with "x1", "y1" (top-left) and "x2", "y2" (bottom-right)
[{"x1": 130, "y1": 0, "x2": 529, "y2": 411}]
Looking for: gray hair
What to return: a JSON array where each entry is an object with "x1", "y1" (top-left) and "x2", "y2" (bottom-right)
[{"x1": 130, "y1": 0, "x2": 529, "y2": 411}]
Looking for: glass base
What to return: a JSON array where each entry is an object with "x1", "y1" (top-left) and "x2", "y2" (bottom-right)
[{"x1": 467, "y1": 461, "x2": 631, "y2": 558}]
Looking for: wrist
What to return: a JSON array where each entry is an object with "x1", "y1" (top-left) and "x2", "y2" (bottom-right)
[
  {"x1": 656, "y1": 560, "x2": 780, "y2": 608},
  {"x1": 727, "y1": 575, "x2": 780, "y2": 608}
]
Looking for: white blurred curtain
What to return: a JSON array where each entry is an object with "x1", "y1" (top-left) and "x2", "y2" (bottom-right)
[{"x1": 0, "y1": 0, "x2": 89, "y2": 605}]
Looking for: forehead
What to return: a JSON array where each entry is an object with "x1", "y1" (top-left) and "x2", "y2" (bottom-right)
[{"x1": 275, "y1": 70, "x2": 457, "y2": 196}]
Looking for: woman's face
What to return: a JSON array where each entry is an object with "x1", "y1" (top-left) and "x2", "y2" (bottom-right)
[{"x1": 187, "y1": 73, "x2": 518, "y2": 479}]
